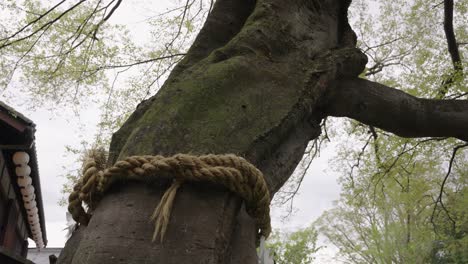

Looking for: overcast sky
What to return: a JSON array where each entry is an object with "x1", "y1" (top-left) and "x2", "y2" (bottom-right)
[
  {"x1": 24, "y1": 105, "x2": 341, "y2": 247},
  {"x1": 24, "y1": 106, "x2": 342, "y2": 263},
  {"x1": 2, "y1": 0, "x2": 345, "y2": 262}
]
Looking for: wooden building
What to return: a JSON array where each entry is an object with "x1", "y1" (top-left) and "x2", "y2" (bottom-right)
[{"x1": 0, "y1": 101, "x2": 47, "y2": 264}]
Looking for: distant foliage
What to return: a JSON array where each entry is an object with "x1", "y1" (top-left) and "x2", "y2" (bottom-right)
[
  {"x1": 0, "y1": 0, "x2": 212, "y2": 204},
  {"x1": 0, "y1": 0, "x2": 212, "y2": 141},
  {"x1": 315, "y1": 0, "x2": 467, "y2": 263},
  {"x1": 266, "y1": 226, "x2": 320, "y2": 264}
]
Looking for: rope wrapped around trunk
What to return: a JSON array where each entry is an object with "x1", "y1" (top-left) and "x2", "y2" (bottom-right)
[{"x1": 67, "y1": 152, "x2": 271, "y2": 243}]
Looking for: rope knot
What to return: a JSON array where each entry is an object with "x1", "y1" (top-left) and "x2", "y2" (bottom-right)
[{"x1": 68, "y1": 153, "x2": 271, "y2": 243}]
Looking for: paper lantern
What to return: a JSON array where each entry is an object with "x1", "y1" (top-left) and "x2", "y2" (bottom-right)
[
  {"x1": 22, "y1": 193, "x2": 35, "y2": 202},
  {"x1": 13, "y1": 152, "x2": 29, "y2": 165},
  {"x1": 25, "y1": 199, "x2": 37, "y2": 208},
  {"x1": 27, "y1": 213, "x2": 38, "y2": 222},
  {"x1": 29, "y1": 218, "x2": 39, "y2": 225},
  {"x1": 28, "y1": 215, "x2": 39, "y2": 222},
  {"x1": 18, "y1": 175, "x2": 32, "y2": 187},
  {"x1": 15, "y1": 165, "x2": 31, "y2": 177},
  {"x1": 31, "y1": 223, "x2": 39, "y2": 229},
  {"x1": 20, "y1": 185, "x2": 35, "y2": 196},
  {"x1": 26, "y1": 207, "x2": 39, "y2": 215}
]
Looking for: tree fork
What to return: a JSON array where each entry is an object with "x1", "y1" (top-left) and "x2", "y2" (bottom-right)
[
  {"x1": 62, "y1": 0, "x2": 360, "y2": 262},
  {"x1": 58, "y1": 0, "x2": 467, "y2": 263}
]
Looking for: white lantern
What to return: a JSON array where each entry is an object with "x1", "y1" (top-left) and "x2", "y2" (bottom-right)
[
  {"x1": 27, "y1": 213, "x2": 38, "y2": 222},
  {"x1": 15, "y1": 165, "x2": 31, "y2": 177},
  {"x1": 24, "y1": 200, "x2": 37, "y2": 209},
  {"x1": 21, "y1": 189, "x2": 30, "y2": 197},
  {"x1": 22, "y1": 193, "x2": 35, "y2": 202},
  {"x1": 18, "y1": 175, "x2": 32, "y2": 187},
  {"x1": 20, "y1": 185, "x2": 35, "y2": 196},
  {"x1": 13, "y1": 152, "x2": 30, "y2": 165},
  {"x1": 26, "y1": 207, "x2": 39, "y2": 215},
  {"x1": 29, "y1": 215, "x2": 39, "y2": 222}
]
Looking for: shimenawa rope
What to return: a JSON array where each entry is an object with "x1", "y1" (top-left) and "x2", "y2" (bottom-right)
[{"x1": 67, "y1": 150, "x2": 271, "y2": 242}]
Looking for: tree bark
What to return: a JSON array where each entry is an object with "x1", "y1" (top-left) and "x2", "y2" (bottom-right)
[
  {"x1": 58, "y1": 0, "x2": 467, "y2": 263},
  {"x1": 324, "y1": 78, "x2": 468, "y2": 141}
]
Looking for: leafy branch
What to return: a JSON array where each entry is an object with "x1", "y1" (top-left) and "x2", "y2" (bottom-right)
[{"x1": 430, "y1": 142, "x2": 468, "y2": 232}]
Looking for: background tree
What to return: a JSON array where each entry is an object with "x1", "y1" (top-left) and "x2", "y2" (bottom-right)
[
  {"x1": 0, "y1": 0, "x2": 204, "y2": 138},
  {"x1": 266, "y1": 226, "x2": 320, "y2": 264},
  {"x1": 315, "y1": 0, "x2": 467, "y2": 263}
]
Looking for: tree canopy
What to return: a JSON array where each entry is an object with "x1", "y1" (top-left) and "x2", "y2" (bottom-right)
[{"x1": 315, "y1": 0, "x2": 467, "y2": 262}]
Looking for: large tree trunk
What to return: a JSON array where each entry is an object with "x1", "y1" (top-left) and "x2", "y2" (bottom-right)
[{"x1": 57, "y1": 0, "x2": 467, "y2": 263}]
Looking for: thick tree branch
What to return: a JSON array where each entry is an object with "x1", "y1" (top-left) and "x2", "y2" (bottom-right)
[
  {"x1": 168, "y1": 0, "x2": 256, "y2": 78},
  {"x1": 438, "y1": 0, "x2": 464, "y2": 97},
  {"x1": 443, "y1": 0, "x2": 462, "y2": 72},
  {"x1": 324, "y1": 78, "x2": 468, "y2": 141}
]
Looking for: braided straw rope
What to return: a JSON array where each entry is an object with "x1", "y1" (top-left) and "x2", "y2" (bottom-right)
[{"x1": 67, "y1": 152, "x2": 271, "y2": 242}]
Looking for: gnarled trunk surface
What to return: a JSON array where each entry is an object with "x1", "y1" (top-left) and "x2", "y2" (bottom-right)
[
  {"x1": 58, "y1": 0, "x2": 467, "y2": 263},
  {"x1": 58, "y1": 0, "x2": 366, "y2": 263}
]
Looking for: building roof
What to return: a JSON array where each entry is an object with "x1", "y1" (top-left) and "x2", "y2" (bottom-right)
[
  {"x1": 0, "y1": 101, "x2": 47, "y2": 247},
  {"x1": 0, "y1": 101, "x2": 35, "y2": 149},
  {"x1": 0, "y1": 101, "x2": 34, "y2": 126}
]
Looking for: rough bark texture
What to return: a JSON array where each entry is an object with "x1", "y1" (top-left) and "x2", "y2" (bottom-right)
[
  {"x1": 324, "y1": 78, "x2": 468, "y2": 141},
  {"x1": 58, "y1": 0, "x2": 467, "y2": 263},
  {"x1": 56, "y1": 226, "x2": 86, "y2": 264},
  {"x1": 60, "y1": 1, "x2": 363, "y2": 263}
]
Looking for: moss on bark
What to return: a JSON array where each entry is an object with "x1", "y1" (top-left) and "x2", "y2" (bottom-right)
[{"x1": 61, "y1": 0, "x2": 367, "y2": 263}]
